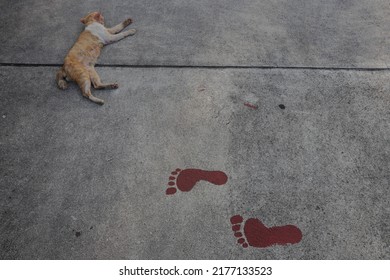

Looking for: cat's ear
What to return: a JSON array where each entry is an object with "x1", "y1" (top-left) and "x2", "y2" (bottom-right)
[
  {"x1": 94, "y1": 12, "x2": 104, "y2": 24},
  {"x1": 94, "y1": 13, "x2": 101, "y2": 21},
  {"x1": 80, "y1": 17, "x2": 86, "y2": 24}
]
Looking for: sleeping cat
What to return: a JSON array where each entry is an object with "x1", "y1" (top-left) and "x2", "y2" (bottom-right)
[{"x1": 56, "y1": 12, "x2": 136, "y2": 105}]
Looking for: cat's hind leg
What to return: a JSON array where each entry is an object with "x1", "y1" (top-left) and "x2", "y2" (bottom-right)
[
  {"x1": 56, "y1": 67, "x2": 68, "y2": 90},
  {"x1": 90, "y1": 68, "x2": 119, "y2": 90},
  {"x1": 75, "y1": 72, "x2": 105, "y2": 105}
]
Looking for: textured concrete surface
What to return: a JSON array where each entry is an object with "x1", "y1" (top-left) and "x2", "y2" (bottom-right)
[
  {"x1": 1, "y1": 0, "x2": 390, "y2": 67},
  {"x1": 0, "y1": 0, "x2": 390, "y2": 260},
  {"x1": 1, "y1": 67, "x2": 389, "y2": 259}
]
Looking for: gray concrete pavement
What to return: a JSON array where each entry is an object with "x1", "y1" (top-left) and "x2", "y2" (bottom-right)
[
  {"x1": 1, "y1": 67, "x2": 389, "y2": 259},
  {"x1": 0, "y1": 0, "x2": 389, "y2": 259},
  {"x1": 1, "y1": 0, "x2": 390, "y2": 67}
]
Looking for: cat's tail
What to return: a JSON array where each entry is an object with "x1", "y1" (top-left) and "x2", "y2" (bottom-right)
[{"x1": 56, "y1": 67, "x2": 68, "y2": 90}]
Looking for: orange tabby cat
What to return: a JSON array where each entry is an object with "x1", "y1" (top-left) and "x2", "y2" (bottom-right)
[{"x1": 56, "y1": 12, "x2": 136, "y2": 105}]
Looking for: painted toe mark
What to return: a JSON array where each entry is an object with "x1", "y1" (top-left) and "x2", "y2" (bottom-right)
[
  {"x1": 232, "y1": 225, "x2": 241, "y2": 232},
  {"x1": 230, "y1": 215, "x2": 302, "y2": 248},
  {"x1": 231, "y1": 215, "x2": 244, "y2": 224},
  {"x1": 165, "y1": 168, "x2": 228, "y2": 195},
  {"x1": 238, "y1": 238, "x2": 246, "y2": 244},
  {"x1": 166, "y1": 187, "x2": 177, "y2": 195},
  {"x1": 230, "y1": 215, "x2": 249, "y2": 248}
]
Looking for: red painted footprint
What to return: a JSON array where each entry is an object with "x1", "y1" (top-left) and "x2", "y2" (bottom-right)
[
  {"x1": 230, "y1": 215, "x2": 302, "y2": 248},
  {"x1": 166, "y1": 168, "x2": 228, "y2": 195}
]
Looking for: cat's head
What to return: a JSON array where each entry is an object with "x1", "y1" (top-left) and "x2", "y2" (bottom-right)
[{"x1": 80, "y1": 12, "x2": 105, "y2": 25}]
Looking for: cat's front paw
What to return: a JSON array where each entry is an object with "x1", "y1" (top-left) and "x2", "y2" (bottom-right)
[
  {"x1": 127, "y1": 29, "x2": 136, "y2": 35},
  {"x1": 124, "y1": 18, "x2": 133, "y2": 26},
  {"x1": 111, "y1": 83, "x2": 119, "y2": 89}
]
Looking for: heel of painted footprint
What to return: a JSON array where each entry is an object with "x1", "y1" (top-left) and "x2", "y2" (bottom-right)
[
  {"x1": 230, "y1": 215, "x2": 302, "y2": 248},
  {"x1": 166, "y1": 168, "x2": 228, "y2": 195}
]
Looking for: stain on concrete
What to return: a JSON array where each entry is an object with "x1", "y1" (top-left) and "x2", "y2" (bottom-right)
[
  {"x1": 244, "y1": 102, "x2": 258, "y2": 110},
  {"x1": 72, "y1": 229, "x2": 82, "y2": 237}
]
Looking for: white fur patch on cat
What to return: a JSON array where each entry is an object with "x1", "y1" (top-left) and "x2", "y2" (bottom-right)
[{"x1": 85, "y1": 22, "x2": 110, "y2": 44}]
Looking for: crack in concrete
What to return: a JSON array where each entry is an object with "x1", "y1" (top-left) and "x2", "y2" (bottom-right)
[{"x1": 1, "y1": 63, "x2": 390, "y2": 72}]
